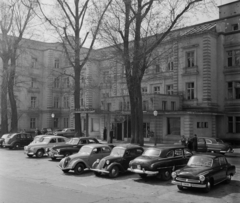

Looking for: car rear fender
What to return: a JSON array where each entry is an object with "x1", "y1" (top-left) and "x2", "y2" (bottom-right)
[
  {"x1": 107, "y1": 163, "x2": 124, "y2": 172},
  {"x1": 227, "y1": 165, "x2": 236, "y2": 176},
  {"x1": 71, "y1": 159, "x2": 89, "y2": 169}
]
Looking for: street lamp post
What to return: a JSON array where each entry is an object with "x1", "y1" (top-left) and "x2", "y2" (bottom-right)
[
  {"x1": 51, "y1": 113, "x2": 55, "y2": 130},
  {"x1": 153, "y1": 110, "x2": 158, "y2": 146}
]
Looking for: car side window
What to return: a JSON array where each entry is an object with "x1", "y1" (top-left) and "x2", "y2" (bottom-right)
[
  {"x1": 80, "y1": 139, "x2": 87, "y2": 144},
  {"x1": 219, "y1": 157, "x2": 227, "y2": 165},
  {"x1": 198, "y1": 138, "x2": 205, "y2": 144},
  {"x1": 212, "y1": 158, "x2": 220, "y2": 167},
  {"x1": 50, "y1": 138, "x2": 57, "y2": 143},
  {"x1": 92, "y1": 148, "x2": 101, "y2": 154},
  {"x1": 136, "y1": 148, "x2": 143, "y2": 156},
  {"x1": 166, "y1": 150, "x2": 174, "y2": 158},
  {"x1": 125, "y1": 150, "x2": 130, "y2": 157},
  {"x1": 101, "y1": 147, "x2": 111, "y2": 153},
  {"x1": 58, "y1": 138, "x2": 65, "y2": 143},
  {"x1": 88, "y1": 139, "x2": 96, "y2": 143},
  {"x1": 206, "y1": 139, "x2": 212, "y2": 144},
  {"x1": 21, "y1": 134, "x2": 26, "y2": 139},
  {"x1": 174, "y1": 149, "x2": 183, "y2": 157},
  {"x1": 16, "y1": 134, "x2": 21, "y2": 139}
]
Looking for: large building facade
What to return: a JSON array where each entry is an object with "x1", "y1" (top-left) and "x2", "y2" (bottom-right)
[{"x1": 1, "y1": 1, "x2": 240, "y2": 143}]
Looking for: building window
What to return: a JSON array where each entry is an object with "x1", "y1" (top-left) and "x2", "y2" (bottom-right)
[
  {"x1": 31, "y1": 96, "x2": 36, "y2": 108},
  {"x1": 31, "y1": 78, "x2": 37, "y2": 88},
  {"x1": 153, "y1": 86, "x2": 160, "y2": 94},
  {"x1": 143, "y1": 122, "x2": 150, "y2": 138},
  {"x1": 54, "y1": 96, "x2": 60, "y2": 108},
  {"x1": 186, "y1": 82, "x2": 195, "y2": 100},
  {"x1": 155, "y1": 64, "x2": 160, "y2": 73},
  {"x1": 167, "y1": 61, "x2": 174, "y2": 71},
  {"x1": 126, "y1": 101, "x2": 130, "y2": 110},
  {"x1": 186, "y1": 51, "x2": 195, "y2": 67},
  {"x1": 227, "y1": 50, "x2": 240, "y2": 67},
  {"x1": 142, "y1": 100, "x2": 148, "y2": 111},
  {"x1": 54, "y1": 59, "x2": 59, "y2": 69},
  {"x1": 228, "y1": 116, "x2": 240, "y2": 133},
  {"x1": 227, "y1": 81, "x2": 240, "y2": 99},
  {"x1": 107, "y1": 103, "x2": 111, "y2": 111},
  {"x1": 63, "y1": 96, "x2": 69, "y2": 108},
  {"x1": 197, "y1": 122, "x2": 208, "y2": 128},
  {"x1": 63, "y1": 77, "x2": 70, "y2": 88},
  {"x1": 31, "y1": 57, "x2": 37, "y2": 68},
  {"x1": 171, "y1": 101, "x2": 175, "y2": 110},
  {"x1": 162, "y1": 101, "x2": 167, "y2": 110},
  {"x1": 141, "y1": 87, "x2": 147, "y2": 94},
  {"x1": 30, "y1": 118, "x2": 36, "y2": 129},
  {"x1": 121, "y1": 89, "x2": 128, "y2": 95},
  {"x1": 103, "y1": 71, "x2": 110, "y2": 83},
  {"x1": 167, "y1": 117, "x2": 180, "y2": 135},
  {"x1": 54, "y1": 118, "x2": 59, "y2": 128},
  {"x1": 91, "y1": 118, "x2": 99, "y2": 132},
  {"x1": 63, "y1": 118, "x2": 69, "y2": 128},
  {"x1": 54, "y1": 77, "x2": 60, "y2": 88},
  {"x1": 166, "y1": 85, "x2": 173, "y2": 95},
  {"x1": 232, "y1": 24, "x2": 239, "y2": 31},
  {"x1": 119, "y1": 101, "x2": 123, "y2": 110},
  {"x1": 81, "y1": 98, "x2": 84, "y2": 106}
]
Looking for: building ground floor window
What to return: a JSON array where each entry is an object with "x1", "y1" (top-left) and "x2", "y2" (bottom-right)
[
  {"x1": 167, "y1": 117, "x2": 180, "y2": 135},
  {"x1": 228, "y1": 116, "x2": 240, "y2": 133}
]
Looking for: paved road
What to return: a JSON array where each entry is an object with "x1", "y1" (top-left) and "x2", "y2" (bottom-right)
[{"x1": 0, "y1": 148, "x2": 239, "y2": 203}]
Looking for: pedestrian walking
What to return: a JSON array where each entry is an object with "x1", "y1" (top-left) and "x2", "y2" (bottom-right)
[{"x1": 103, "y1": 127, "x2": 107, "y2": 141}]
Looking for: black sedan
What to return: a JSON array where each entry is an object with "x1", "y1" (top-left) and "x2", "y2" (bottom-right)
[
  {"x1": 128, "y1": 145, "x2": 192, "y2": 180},
  {"x1": 47, "y1": 137, "x2": 105, "y2": 160},
  {"x1": 91, "y1": 144, "x2": 144, "y2": 178},
  {"x1": 171, "y1": 153, "x2": 236, "y2": 192}
]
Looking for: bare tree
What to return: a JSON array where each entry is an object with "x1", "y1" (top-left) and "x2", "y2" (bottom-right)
[
  {"x1": 0, "y1": 0, "x2": 35, "y2": 134},
  {"x1": 97, "y1": 0, "x2": 213, "y2": 146},
  {"x1": 37, "y1": 0, "x2": 112, "y2": 136}
]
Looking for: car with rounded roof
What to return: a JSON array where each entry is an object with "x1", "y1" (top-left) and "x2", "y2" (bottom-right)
[
  {"x1": 3, "y1": 133, "x2": 33, "y2": 149},
  {"x1": 54, "y1": 128, "x2": 75, "y2": 138},
  {"x1": 128, "y1": 145, "x2": 193, "y2": 180},
  {"x1": 0, "y1": 133, "x2": 13, "y2": 147},
  {"x1": 24, "y1": 135, "x2": 68, "y2": 158},
  {"x1": 59, "y1": 144, "x2": 112, "y2": 175},
  {"x1": 91, "y1": 144, "x2": 144, "y2": 178},
  {"x1": 171, "y1": 153, "x2": 236, "y2": 193}
]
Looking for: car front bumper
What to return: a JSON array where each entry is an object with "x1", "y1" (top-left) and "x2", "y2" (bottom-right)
[
  {"x1": 127, "y1": 168, "x2": 158, "y2": 175},
  {"x1": 171, "y1": 180, "x2": 206, "y2": 188},
  {"x1": 48, "y1": 151, "x2": 64, "y2": 159}
]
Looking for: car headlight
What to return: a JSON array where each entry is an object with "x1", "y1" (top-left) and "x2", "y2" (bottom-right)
[
  {"x1": 199, "y1": 175, "x2": 205, "y2": 182},
  {"x1": 171, "y1": 172, "x2": 177, "y2": 178},
  {"x1": 106, "y1": 160, "x2": 110, "y2": 165}
]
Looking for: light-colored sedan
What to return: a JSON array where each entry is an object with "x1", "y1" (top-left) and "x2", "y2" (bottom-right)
[{"x1": 24, "y1": 135, "x2": 68, "y2": 158}]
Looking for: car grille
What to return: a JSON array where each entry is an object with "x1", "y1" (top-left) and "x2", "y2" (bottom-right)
[
  {"x1": 176, "y1": 177, "x2": 200, "y2": 183},
  {"x1": 98, "y1": 159, "x2": 106, "y2": 169}
]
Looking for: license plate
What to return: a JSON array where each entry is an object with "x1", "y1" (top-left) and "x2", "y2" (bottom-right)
[{"x1": 182, "y1": 182, "x2": 191, "y2": 187}]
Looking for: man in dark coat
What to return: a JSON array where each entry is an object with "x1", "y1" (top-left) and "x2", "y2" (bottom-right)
[{"x1": 192, "y1": 134, "x2": 198, "y2": 152}]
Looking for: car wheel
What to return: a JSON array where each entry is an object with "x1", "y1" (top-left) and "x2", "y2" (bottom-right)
[
  {"x1": 13, "y1": 143, "x2": 20, "y2": 150},
  {"x1": 204, "y1": 180, "x2": 211, "y2": 193},
  {"x1": 27, "y1": 154, "x2": 33, "y2": 158},
  {"x1": 36, "y1": 149, "x2": 44, "y2": 158},
  {"x1": 161, "y1": 169, "x2": 172, "y2": 181},
  {"x1": 62, "y1": 169, "x2": 69, "y2": 173},
  {"x1": 109, "y1": 166, "x2": 119, "y2": 178},
  {"x1": 94, "y1": 172, "x2": 101, "y2": 177},
  {"x1": 177, "y1": 185, "x2": 184, "y2": 191},
  {"x1": 74, "y1": 163, "x2": 85, "y2": 175},
  {"x1": 139, "y1": 174, "x2": 147, "y2": 179},
  {"x1": 225, "y1": 174, "x2": 232, "y2": 184}
]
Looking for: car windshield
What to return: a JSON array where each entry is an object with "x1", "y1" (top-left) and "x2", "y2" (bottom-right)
[
  {"x1": 110, "y1": 147, "x2": 125, "y2": 157},
  {"x1": 188, "y1": 156, "x2": 213, "y2": 167},
  {"x1": 32, "y1": 137, "x2": 44, "y2": 143},
  {"x1": 62, "y1": 129, "x2": 68, "y2": 132},
  {"x1": 67, "y1": 138, "x2": 79, "y2": 145},
  {"x1": 78, "y1": 146, "x2": 92, "y2": 156},
  {"x1": 216, "y1": 139, "x2": 224, "y2": 144},
  {"x1": 40, "y1": 137, "x2": 51, "y2": 144},
  {"x1": 143, "y1": 148, "x2": 161, "y2": 157}
]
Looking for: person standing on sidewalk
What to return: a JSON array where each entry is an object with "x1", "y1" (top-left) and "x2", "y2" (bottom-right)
[{"x1": 192, "y1": 134, "x2": 198, "y2": 152}]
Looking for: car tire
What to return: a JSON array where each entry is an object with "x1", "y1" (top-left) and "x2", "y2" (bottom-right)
[
  {"x1": 13, "y1": 143, "x2": 20, "y2": 150},
  {"x1": 27, "y1": 154, "x2": 33, "y2": 158},
  {"x1": 36, "y1": 149, "x2": 44, "y2": 158},
  {"x1": 161, "y1": 169, "x2": 172, "y2": 181},
  {"x1": 74, "y1": 163, "x2": 85, "y2": 175},
  {"x1": 62, "y1": 169, "x2": 69, "y2": 173},
  {"x1": 109, "y1": 166, "x2": 119, "y2": 178},
  {"x1": 177, "y1": 185, "x2": 184, "y2": 191},
  {"x1": 204, "y1": 180, "x2": 211, "y2": 193},
  {"x1": 139, "y1": 174, "x2": 147, "y2": 179},
  {"x1": 94, "y1": 172, "x2": 101, "y2": 177},
  {"x1": 225, "y1": 174, "x2": 232, "y2": 184}
]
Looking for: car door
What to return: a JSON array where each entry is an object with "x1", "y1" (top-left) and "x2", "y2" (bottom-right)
[
  {"x1": 219, "y1": 157, "x2": 228, "y2": 181},
  {"x1": 197, "y1": 138, "x2": 207, "y2": 152},
  {"x1": 88, "y1": 147, "x2": 104, "y2": 167},
  {"x1": 173, "y1": 149, "x2": 187, "y2": 170},
  {"x1": 48, "y1": 138, "x2": 57, "y2": 148},
  {"x1": 211, "y1": 158, "x2": 223, "y2": 184},
  {"x1": 100, "y1": 146, "x2": 111, "y2": 159}
]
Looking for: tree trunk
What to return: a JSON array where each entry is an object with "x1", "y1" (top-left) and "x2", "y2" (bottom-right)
[
  {"x1": 1, "y1": 59, "x2": 9, "y2": 134},
  {"x1": 8, "y1": 57, "x2": 18, "y2": 132}
]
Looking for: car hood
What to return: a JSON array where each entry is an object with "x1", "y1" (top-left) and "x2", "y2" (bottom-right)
[
  {"x1": 65, "y1": 153, "x2": 88, "y2": 162},
  {"x1": 102, "y1": 155, "x2": 124, "y2": 162},
  {"x1": 130, "y1": 156, "x2": 158, "y2": 166},
  {"x1": 26, "y1": 143, "x2": 48, "y2": 148},
  {"x1": 177, "y1": 166, "x2": 211, "y2": 178}
]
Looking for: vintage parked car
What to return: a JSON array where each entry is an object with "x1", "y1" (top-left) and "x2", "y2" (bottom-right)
[
  {"x1": 128, "y1": 145, "x2": 192, "y2": 180},
  {"x1": 59, "y1": 144, "x2": 112, "y2": 174},
  {"x1": 91, "y1": 144, "x2": 144, "y2": 178},
  {"x1": 202, "y1": 137, "x2": 234, "y2": 154},
  {"x1": 171, "y1": 153, "x2": 236, "y2": 192},
  {"x1": 54, "y1": 128, "x2": 75, "y2": 138},
  {"x1": 3, "y1": 133, "x2": 34, "y2": 149},
  {"x1": 0, "y1": 133, "x2": 13, "y2": 147},
  {"x1": 47, "y1": 137, "x2": 111, "y2": 160},
  {"x1": 24, "y1": 135, "x2": 68, "y2": 158}
]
